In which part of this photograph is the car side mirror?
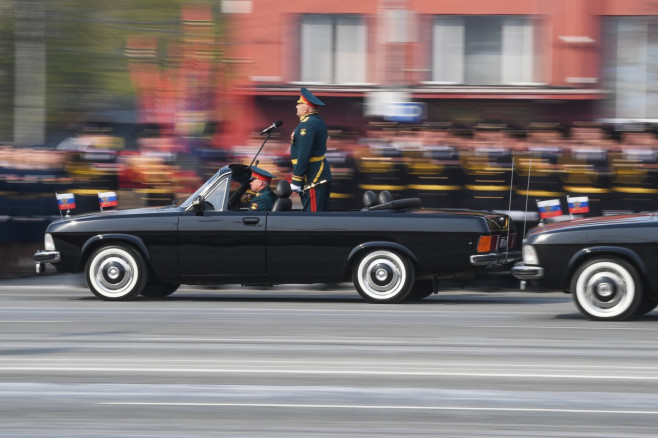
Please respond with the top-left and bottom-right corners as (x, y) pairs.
(192, 195), (205, 214)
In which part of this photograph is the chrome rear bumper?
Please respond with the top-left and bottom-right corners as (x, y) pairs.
(470, 250), (521, 267)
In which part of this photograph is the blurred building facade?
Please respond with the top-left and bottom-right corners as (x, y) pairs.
(222, 0), (658, 141)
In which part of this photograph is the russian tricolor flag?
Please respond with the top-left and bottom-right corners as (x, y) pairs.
(56, 193), (76, 210)
(567, 196), (589, 214)
(537, 199), (562, 219)
(98, 191), (118, 208)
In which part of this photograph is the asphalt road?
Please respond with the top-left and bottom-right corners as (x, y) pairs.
(2, 274), (658, 437)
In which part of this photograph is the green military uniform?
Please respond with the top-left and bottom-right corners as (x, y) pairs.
(291, 88), (332, 212)
(250, 186), (276, 211)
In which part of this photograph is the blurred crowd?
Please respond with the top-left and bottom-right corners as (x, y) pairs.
(2, 120), (658, 219)
(311, 120), (658, 215)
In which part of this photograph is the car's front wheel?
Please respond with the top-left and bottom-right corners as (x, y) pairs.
(85, 244), (148, 301)
(571, 257), (642, 321)
(353, 250), (414, 303)
(635, 294), (658, 316)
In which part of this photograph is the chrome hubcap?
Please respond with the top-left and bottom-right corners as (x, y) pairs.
(585, 272), (623, 309)
(372, 263), (394, 285)
(596, 281), (614, 298)
(575, 261), (635, 318)
(89, 248), (139, 298)
(107, 266), (121, 280)
(358, 251), (406, 299)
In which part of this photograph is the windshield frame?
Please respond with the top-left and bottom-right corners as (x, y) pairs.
(180, 167), (227, 210)
(180, 164), (253, 211)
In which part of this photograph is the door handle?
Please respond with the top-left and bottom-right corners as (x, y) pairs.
(242, 217), (259, 225)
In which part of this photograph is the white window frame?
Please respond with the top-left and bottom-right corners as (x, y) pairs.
(299, 14), (368, 85)
(605, 17), (658, 120)
(428, 15), (541, 86)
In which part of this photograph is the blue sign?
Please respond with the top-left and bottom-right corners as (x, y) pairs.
(384, 102), (426, 123)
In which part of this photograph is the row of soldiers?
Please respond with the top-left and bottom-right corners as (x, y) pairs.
(4, 118), (658, 216)
(273, 121), (658, 215)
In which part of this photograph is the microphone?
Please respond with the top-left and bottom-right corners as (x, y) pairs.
(259, 120), (283, 135)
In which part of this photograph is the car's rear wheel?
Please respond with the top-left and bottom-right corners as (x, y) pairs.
(571, 257), (642, 321)
(405, 279), (434, 301)
(353, 250), (414, 303)
(85, 244), (148, 301)
(141, 282), (180, 298)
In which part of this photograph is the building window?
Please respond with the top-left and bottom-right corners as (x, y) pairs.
(300, 15), (367, 84)
(431, 16), (536, 85)
(603, 17), (658, 120)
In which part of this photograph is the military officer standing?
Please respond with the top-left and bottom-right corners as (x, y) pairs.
(248, 166), (277, 211)
(290, 87), (332, 212)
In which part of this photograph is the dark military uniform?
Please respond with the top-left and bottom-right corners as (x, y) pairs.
(291, 88), (332, 212)
(250, 186), (276, 211)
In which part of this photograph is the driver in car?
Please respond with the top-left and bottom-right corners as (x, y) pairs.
(248, 166), (277, 211)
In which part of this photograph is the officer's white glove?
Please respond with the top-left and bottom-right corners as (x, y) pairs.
(290, 183), (302, 193)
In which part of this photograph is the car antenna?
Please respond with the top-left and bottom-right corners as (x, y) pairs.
(505, 156), (514, 261)
(522, 159), (532, 238)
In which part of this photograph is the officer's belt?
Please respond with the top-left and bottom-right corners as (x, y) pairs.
(291, 155), (325, 165)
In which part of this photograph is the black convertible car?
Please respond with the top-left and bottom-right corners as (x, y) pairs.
(35, 164), (520, 302)
(512, 214), (658, 320)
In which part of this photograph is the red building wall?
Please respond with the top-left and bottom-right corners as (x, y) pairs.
(220, 0), (658, 144)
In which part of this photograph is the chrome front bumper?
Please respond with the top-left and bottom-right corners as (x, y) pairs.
(470, 250), (521, 267)
(34, 250), (61, 274)
(511, 262), (545, 280)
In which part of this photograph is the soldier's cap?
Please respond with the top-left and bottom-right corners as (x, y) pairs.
(250, 166), (274, 184)
(297, 87), (325, 107)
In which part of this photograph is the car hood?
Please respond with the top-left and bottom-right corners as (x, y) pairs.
(50, 205), (180, 225)
(527, 213), (658, 237)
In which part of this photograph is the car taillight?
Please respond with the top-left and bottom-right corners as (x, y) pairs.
(477, 233), (518, 253)
(476, 235), (499, 253)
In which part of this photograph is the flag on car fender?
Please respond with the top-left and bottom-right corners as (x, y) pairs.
(537, 199), (562, 218)
(56, 193), (76, 210)
(98, 191), (118, 208)
(567, 196), (589, 214)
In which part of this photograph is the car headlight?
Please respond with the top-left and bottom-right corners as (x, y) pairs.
(522, 244), (539, 265)
(44, 233), (55, 251)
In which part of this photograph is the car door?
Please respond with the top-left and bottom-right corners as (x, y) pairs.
(265, 211), (362, 282)
(177, 175), (267, 280)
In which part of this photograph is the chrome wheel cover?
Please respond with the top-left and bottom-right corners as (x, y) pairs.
(575, 261), (635, 319)
(88, 247), (140, 298)
(357, 251), (407, 300)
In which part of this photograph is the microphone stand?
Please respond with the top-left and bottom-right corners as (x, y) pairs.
(249, 132), (271, 167)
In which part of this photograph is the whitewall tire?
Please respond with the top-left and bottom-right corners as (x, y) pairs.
(571, 257), (642, 321)
(85, 245), (148, 301)
(353, 250), (414, 303)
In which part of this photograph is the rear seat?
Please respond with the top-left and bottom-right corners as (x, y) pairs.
(362, 190), (422, 212)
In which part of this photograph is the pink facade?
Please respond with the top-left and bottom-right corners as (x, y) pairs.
(220, 0), (658, 144)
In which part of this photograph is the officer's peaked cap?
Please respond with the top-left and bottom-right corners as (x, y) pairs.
(297, 87), (325, 106)
(250, 166), (274, 183)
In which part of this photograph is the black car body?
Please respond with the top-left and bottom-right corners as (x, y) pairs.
(35, 164), (520, 302)
(512, 214), (658, 320)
